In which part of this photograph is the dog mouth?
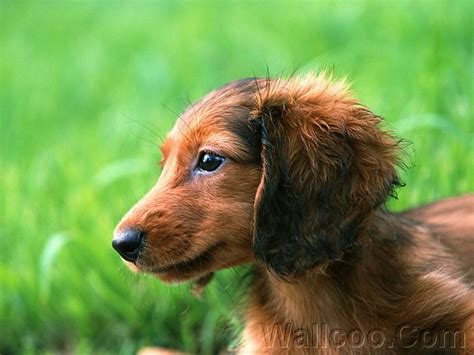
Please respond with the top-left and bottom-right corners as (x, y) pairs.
(144, 242), (223, 278)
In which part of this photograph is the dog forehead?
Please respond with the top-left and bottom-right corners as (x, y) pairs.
(161, 80), (264, 162)
(170, 79), (262, 141)
(180, 78), (261, 127)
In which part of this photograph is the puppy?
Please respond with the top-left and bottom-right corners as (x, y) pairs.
(113, 74), (473, 354)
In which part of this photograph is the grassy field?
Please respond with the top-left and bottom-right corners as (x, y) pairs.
(1, 1), (472, 353)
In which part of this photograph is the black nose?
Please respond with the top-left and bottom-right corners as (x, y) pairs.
(112, 228), (144, 262)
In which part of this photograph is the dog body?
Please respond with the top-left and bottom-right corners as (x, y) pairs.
(113, 75), (473, 354)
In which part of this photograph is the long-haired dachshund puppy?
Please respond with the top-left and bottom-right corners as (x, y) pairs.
(113, 74), (473, 354)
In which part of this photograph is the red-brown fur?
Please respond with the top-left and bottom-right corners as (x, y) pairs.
(114, 74), (473, 354)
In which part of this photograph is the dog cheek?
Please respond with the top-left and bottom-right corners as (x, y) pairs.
(211, 202), (255, 250)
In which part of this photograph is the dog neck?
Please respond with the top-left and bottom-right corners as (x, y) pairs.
(242, 263), (364, 353)
(247, 212), (405, 325)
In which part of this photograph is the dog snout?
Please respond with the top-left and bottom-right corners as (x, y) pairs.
(112, 228), (145, 262)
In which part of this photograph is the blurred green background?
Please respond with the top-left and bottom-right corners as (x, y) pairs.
(1, 0), (472, 353)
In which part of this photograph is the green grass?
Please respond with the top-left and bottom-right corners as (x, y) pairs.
(1, 1), (472, 353)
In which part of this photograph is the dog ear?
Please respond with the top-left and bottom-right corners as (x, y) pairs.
(251, 76), (403, 277)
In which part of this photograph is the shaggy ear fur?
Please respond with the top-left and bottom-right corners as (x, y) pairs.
(251, 75), (403, 277)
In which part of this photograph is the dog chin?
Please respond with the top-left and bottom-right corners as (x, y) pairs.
(122, 260), (140, 272)
(152, 269), (211, 285)
(153, 270), (192, 283)
(121, 260), (190, 283)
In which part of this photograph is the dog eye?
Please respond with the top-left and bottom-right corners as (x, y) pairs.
(198, 152), (225, 172)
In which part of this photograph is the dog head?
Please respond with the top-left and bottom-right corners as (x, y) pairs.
(113, 74), (402, 282)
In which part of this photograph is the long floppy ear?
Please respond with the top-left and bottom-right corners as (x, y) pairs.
(251, 75), (403, 277)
